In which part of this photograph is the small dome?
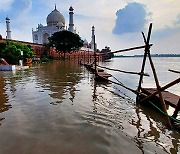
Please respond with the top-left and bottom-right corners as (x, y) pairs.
(6, 17), (10, 20)
(83, 39), (88, 44)
(47, 7), (65, 26)
(69, 6), (74, 11)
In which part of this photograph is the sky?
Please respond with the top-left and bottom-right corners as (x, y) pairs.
(0, 0), (180, 55)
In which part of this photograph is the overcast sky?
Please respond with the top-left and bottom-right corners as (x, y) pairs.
(0, 0), (180, 55)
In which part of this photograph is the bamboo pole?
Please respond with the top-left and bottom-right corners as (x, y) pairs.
(97, 65), (149, 76)
(84, 50), (85, 63)
(147, 52), (172, 128)
(168, 69), (180, 74)
(88, 49), (89, 64)
(93, 34), (97, 77)
(172, 99), (180, 118)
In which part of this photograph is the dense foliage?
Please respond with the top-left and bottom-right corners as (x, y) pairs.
(48, 30), (84, 58)
(0, 41), (33, 64)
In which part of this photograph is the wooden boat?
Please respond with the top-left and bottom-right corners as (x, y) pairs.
(95, 72), (112, 81)
(141, 88), (180, 119)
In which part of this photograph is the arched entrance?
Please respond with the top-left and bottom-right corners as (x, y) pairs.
(34, 34), (38, 43)
(43, 33), (50, 44)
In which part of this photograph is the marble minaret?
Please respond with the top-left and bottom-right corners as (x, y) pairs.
(6, 17), (11, 39)
(91, 26), (95, 50)
(68, 6), (74, 33)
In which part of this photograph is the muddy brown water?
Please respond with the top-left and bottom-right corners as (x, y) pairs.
(0, 58), (179, 154)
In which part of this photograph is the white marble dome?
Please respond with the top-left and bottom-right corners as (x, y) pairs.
(46, 7), (65, 26)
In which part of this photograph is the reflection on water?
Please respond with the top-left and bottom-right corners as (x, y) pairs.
(33, 61), (82, 103)
(0, 59), (179, 154)
(0, 73), (11, 125)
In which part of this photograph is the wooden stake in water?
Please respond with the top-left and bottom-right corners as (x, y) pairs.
(94, 34), (97, 77)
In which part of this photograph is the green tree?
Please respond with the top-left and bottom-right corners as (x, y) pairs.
(41, 43), (53, 62)
(48, 30), (84, 58)
(43, 43), (50, 57)
(0, 41), (33, 65)
(0, 42), (6, 58)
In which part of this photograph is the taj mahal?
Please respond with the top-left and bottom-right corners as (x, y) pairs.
(1, 5), (96, 51)
(32, 5), (75, 44)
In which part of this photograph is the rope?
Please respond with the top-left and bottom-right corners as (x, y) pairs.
(95, 73), (147, 98)
(113, 86), (135, 103)
(112, 75), (148, 97)
(148, 101), (180, 124)
(111, 76), (137, 94)
(112, 75), (123, 84)
(97, 65), (149, 76)
(100, 74), (139, 95)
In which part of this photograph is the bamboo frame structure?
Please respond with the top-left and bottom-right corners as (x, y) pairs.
(82, 23), (179, 129)
(137, 23), (172, 128)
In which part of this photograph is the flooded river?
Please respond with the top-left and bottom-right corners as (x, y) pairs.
(0, 58), (179, 154)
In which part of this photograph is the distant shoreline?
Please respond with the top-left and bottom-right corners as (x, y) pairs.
(114, 54), (180, 58)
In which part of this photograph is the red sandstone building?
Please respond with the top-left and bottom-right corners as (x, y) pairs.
(0, 38), (44, 58)
(0, 37), (100, 62)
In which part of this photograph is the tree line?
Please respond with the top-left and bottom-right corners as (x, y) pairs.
(0, 30), (84, 64)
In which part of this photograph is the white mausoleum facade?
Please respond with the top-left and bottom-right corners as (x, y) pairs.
(32, 5), (74, 44)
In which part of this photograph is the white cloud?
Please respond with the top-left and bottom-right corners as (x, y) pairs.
(137, 0), (180, 30)
(10, 0), (32, 16)
(113, 2), (149, 35)
(0, 0), (14, 11)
